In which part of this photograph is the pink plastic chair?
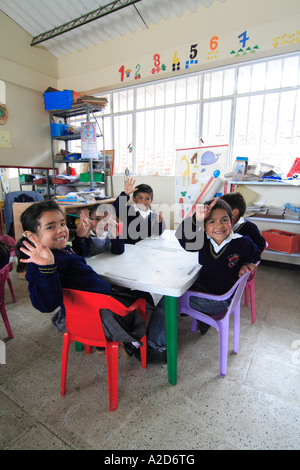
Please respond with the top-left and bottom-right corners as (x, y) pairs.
(0, 235), (16, 256)
(61, 289), (147, 411)
(178, 271), (250, 377)
(0, 264), (14, 339)
(0, 235), (17, 303)
(244, 242), (268, 324)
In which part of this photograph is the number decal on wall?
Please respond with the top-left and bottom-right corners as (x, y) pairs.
(207, 36), (219, 60)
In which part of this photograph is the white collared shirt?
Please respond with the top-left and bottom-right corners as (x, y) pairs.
(133, 204), (153, 219)
(233, 216), (245, 231)
(206, 230), (242, 253)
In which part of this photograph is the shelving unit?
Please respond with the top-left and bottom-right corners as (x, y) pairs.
(225, 180), (300, 265)
(50, 103), (106, 195)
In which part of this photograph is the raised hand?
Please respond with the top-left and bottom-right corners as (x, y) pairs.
(124, 177), (136, 195)
(19, 234), (55, 266)
(195, 197), (218, 222)
(77, 209), (91, 238)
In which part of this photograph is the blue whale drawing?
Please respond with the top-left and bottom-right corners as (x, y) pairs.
(201, 151), (220, 165)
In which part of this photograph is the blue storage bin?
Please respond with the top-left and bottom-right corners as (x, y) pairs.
(51, 123), (70, 136)
(44, 90), (73, 110)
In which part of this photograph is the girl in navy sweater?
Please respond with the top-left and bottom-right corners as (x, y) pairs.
(176, 198), (261, 320)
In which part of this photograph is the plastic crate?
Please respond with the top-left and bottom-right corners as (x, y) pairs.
(50, 123), (67, 136)
(19, 174), (35, 183)
(80, 172), (104, 182)
(262, 229), (300, 253)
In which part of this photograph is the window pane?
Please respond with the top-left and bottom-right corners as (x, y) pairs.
(202, 100), (232, 146)
(165, 80), (176, 104)
(92, 52), (300, 176)
(146, 85), (155, 108)
(282, 56), (299, 87)
(113, 114), (132, 173)
(175, 78), (187, 103)
(237, 64), (251, 94)
(266, 59), (282, 89)
(136, 86), (145, 109)
(251, 62), (266, 92)
(155, 82), (165, 106)
(186, 75), (200, 101)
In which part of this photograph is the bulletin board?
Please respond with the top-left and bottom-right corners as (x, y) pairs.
(175, 145), (228, 223)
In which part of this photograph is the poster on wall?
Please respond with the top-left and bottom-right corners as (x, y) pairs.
(81, 122), (98, 159)
(174, 145), (228, 224)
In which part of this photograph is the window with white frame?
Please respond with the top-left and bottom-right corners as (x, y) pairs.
(70, 52), (300, 176)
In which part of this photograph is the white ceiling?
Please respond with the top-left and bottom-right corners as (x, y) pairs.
(0, 0), (224, 57)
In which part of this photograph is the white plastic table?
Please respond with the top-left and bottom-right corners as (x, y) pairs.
(87, 230), (200, 385)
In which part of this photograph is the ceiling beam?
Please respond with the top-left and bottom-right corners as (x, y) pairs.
(30, 0), (142, 46)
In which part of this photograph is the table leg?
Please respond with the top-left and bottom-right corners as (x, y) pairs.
(164, 295), (178, 386)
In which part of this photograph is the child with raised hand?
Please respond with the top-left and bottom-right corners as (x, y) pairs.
(72, 204), (124, 257)
(17, 200), (145, 343)
(220, 192), (266, 253)
(176, 198), (260, 325)
(113, 178), (165, 244)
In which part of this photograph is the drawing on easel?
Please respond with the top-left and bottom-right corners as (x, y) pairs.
(175, 145), (228, 225)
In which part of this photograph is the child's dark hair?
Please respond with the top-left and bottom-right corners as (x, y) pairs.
(220, 192), (246, 218)
(20, 200), (63, 233)
(204, 198), (233, 223)
(88, 203), (100, 216)
(15, 237), (35, 273)
(133, 184), (153, 200)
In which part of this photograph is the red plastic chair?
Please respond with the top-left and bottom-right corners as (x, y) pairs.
(244, 242), (268, 324)
(61, 289), (147, 411)
(0, 264), (14, 339)
(178, 272), (250, 377)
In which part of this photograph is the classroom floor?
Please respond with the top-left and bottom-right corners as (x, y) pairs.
(1, 262), (299, 450)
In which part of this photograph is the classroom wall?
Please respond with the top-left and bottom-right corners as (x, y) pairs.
(0, 11), (57, 168)
(1, 0), (300, 213)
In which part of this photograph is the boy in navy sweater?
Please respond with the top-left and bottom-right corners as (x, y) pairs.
(16, 201), (145, 345)
(113, 178), (166, 244)
(17, 200), (166, 362)
(176, 198), (261, 320)
(220, 192), (266, 253)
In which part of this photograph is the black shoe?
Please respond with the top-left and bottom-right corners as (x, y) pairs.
(197, 321), (211, 336)
(120, 342), (137, 359)
(134, 346), (167, 364)
(95, 347), (106, 355)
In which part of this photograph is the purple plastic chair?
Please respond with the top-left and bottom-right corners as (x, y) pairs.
(0, 264), (14, 339)
(178, 271), (250, 377)
(244, 242), (268, 324)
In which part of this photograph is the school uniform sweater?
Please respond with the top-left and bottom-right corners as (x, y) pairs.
(72, 233), (124, 258)
(25, 240), (112, 314)
(233, 218), (266, 253)
(113, 192), (166, 244)
(176, 215), (261, 295)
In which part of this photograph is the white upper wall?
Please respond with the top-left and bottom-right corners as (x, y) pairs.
(56, 0), (300, 93)
(0, 11), (57, 92)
